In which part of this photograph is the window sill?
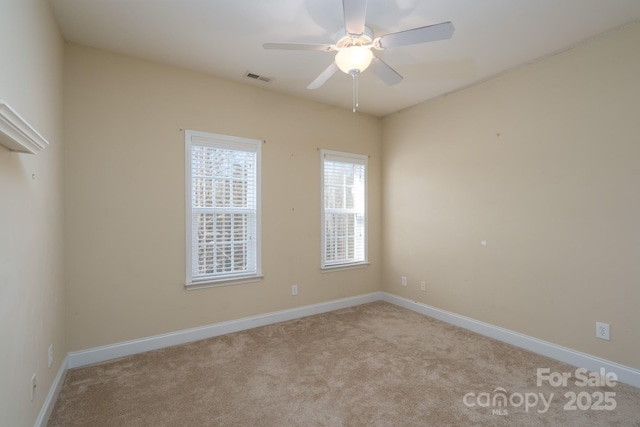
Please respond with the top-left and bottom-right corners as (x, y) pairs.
(320, 262), (370, 273)
(185, 275), (264, 290)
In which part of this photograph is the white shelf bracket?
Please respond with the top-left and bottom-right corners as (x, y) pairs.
(0, 101), (49, 154)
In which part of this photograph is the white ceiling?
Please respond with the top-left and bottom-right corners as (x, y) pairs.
(49, 0), (640, 117)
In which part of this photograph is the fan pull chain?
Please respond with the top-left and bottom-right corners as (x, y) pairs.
(351, 71), (359, 113)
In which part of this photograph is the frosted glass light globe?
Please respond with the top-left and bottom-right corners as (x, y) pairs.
(335, 46), (374, 74)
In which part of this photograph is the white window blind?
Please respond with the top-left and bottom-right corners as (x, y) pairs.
(321, 150), (367, 269)
(185, 130), (261, 288)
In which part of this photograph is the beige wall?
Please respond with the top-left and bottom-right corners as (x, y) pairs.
(0, 0), (65, 425)
(382, 24), (640, 369)
(64, 44), (382, 351)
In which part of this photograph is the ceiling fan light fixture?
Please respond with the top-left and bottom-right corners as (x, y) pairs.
(263, 1), (455, 112)
(335, 46), (374, 74)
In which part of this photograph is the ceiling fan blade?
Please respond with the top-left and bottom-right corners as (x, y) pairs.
(373, 57), (403, 86)
(343, 0), (367, 36)
(263, 42), (335, 52)
(374, 22), (454, 50)
(307, 62), (339, 90)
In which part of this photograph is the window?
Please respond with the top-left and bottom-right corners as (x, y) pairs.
(321, 149), (368, 269)
(185, 130), (261, 289)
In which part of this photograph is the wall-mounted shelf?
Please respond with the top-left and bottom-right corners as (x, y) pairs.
(0, 101), (49, 154)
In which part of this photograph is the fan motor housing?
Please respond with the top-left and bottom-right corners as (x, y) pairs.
(335, 26), (374, 48)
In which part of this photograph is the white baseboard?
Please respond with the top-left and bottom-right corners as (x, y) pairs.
(63, 290), (639, 390)
(68, 292), (381, 369)
(380, 292), (640, 389)
(34, 355), (68, 427)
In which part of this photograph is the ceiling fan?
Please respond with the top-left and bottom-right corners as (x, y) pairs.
(263, 0), (454, 112)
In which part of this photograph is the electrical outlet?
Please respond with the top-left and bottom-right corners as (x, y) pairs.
(291, 284), (298, 296)
(401, 276), (407, 287)
(48, 344), (53, 368)
(31, 374), (37, 401)
(596, 322), (610, 340)
(420, 281), (426, 292)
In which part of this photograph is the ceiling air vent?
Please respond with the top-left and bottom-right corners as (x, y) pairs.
(244, 72), (272, 83)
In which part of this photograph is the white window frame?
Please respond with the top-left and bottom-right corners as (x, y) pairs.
(185, 129), (262, 290)
(320, 149), (369, 271)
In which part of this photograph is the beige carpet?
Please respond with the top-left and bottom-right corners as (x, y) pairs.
(49, 302), (640, 426)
